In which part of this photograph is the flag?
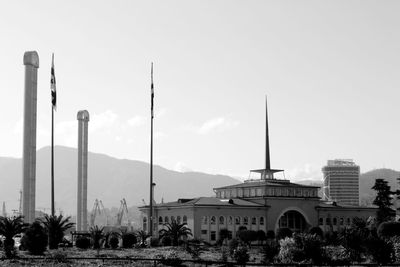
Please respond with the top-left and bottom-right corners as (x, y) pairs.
(151, 63), (154, 118)
(51, 53), (57, 110)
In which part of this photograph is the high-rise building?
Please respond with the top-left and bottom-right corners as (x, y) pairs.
(322, 159), (360, 206)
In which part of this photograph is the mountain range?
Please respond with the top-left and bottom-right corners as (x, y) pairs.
(1, 146), (398, 218)
(0, 146), (240, 216)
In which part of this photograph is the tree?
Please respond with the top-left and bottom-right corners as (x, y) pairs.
(136, 230), (150, 246)
(90, 225), (105, 250)
(219, 228), (229, 245)
(372, 179), (395, 223)
(23, 221), (48, 255)
(41, 214), (74, 249)
(0, 215), (27, 258)
(158, 221), (192, 246)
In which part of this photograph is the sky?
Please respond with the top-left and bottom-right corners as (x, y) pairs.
(0, 0), (400, 182)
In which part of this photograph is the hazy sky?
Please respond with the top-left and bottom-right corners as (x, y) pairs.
(1, 0), (399, 182)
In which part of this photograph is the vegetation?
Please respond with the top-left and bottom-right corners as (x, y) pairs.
(0, 215), (27, 258)
(378, 221), (400, 238)
(276, 227), (292, 240)
(23, 221), (48, 255)
(121, 231), (137, 248)
(136, 230), (150, 247)
(41, 214), (74, 249)
(372, 178), (395, 223)
(75, 236), (91, 249)
(89, 226), (105, 250)
(158, 221), (192, 246)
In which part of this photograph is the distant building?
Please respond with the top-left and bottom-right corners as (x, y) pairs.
(322, 159), (360, 206)
(139, 101), (375, 243)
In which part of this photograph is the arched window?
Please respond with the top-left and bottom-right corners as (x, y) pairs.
(228, 216), (233, 225)
(235, 216), (241, 225)
(347, 218), (351, 225)
(202, 216), (208, 225)
(340, 218), (344, 225)
(177, 216), (181, 224)
(251, 217), (256, 225)
(259, 217), (264, 225)
(183, 216), (187, 223)
(319, 218), (323, 225)
(326, 217), (331, 225)
(219, 216), (225, 225)
(158, 216), (163, 224)
(143, 217), (147, 231)
(171, 216), (175, 223)
(211, 216), (216, 225)
(243, 217), (249, 225)
(165, 216), (169, 223)
(333, 218), (337, 225)
(278, 210), (306, 232)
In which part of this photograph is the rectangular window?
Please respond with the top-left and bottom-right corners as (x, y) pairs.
(244, 188), (250, 197)
(210, 231), (216, 241)
(228, 231), (233, 240)
(250, 189), (256, 197)
(226, 190), (231, 198)
(232, 189), (237, 198)
(201, 230), (207, 235)
(238, 189), (243, 197)
(256, 188), (262, 196)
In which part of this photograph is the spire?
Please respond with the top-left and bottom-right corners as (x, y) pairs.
(265, 95), (271, 170)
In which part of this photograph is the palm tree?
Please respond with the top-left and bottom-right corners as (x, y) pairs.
(159, 221), (192, 246)
(41, 214), (74, 249)
(136, 230), (149, 247)
(90, 225), (105, 250)
(0, 215), (27, 258)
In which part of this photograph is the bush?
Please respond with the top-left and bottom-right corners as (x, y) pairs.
(237, 230), (258, 245)
(228, 238), (239, 256)
(233, 245), (249, 265)
(150, 237), (159, 247)
(121, 232), (137, 248)
(262, 239), (279, 264)
(323, 245), (350, 265)
(158, 251), (183, 266)
(160, 235), (172, 246)
(338, 227), (365, 262)
(23, 221), (48, 255)
(76, 236), (91, 249)
(256, 230), (266, 243)
(276, 228), (292, 240)
(309, 226), (323, 238)
(365, 235), (394, 264)
(294, 233), (323, 264)
(50, 250), (70, 263)
(109, 236), (119, 249)
(378, 221), (400, 239)
(391, 236), (400, 263)
(266, 230), (275, 240)
(277, 237), (303, 263)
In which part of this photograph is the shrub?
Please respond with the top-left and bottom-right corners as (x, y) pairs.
(256, 230), (266, 243)
(109, 236), (119, 249)
(233, 245), (249, 265)
(160, 235), (172, 246)
(324, 230), (339, 246)
(158, 251), (183, 266)
(50, 250), (70, 263)
(391, 236), (400, 263)
(90, 226), (105, 249)
(228, 238), (239, 256)
(150, 237), (159, 247)
(121, 232), (137, 248)
(309, 226), (323, 238)
(219, 228), (229, 244)
(365, 235), (394, 264)
(266, 230), (275, 240)
(185, 242), (204, 260)
(377, 221), (400, 239)
(221, 246), (229, 262)
(276, 228), (292, 240)
(262, 239), (279, 264)
(323, 245), (350, 265)
(23, 221), (48, 255)
(277, 237), (303, 263)
(294, 233), (323, 264)
(338, 227), (365, 262)
(237, 230), (258, 245)
(76, 236), (91, 249)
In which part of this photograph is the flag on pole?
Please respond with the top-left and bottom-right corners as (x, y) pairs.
(151, 63), (154, 118)
(51, 53), (57, 110)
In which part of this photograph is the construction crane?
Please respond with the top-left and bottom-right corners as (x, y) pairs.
(99, 200), (109, 226)
(90, 199), (102, 227)
(116, 198), (128, 226)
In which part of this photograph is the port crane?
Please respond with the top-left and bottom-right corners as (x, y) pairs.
(116, 198), (128, 226)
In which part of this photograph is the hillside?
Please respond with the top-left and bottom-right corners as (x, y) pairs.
(0, 146), (240, 217)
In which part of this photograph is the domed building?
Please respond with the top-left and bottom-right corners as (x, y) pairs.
(139, 99), (376, 243)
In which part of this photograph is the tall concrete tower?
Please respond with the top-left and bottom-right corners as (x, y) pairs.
(77, 110), (89, 231)
(22, 51), (39, 223)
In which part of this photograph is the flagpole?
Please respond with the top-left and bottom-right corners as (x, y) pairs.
(51, 104), (55, 216)
(50, 53), (56, 217)
(149, 63), (154, 237)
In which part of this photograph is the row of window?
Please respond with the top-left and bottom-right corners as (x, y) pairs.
(202, 215), (264, 226)
(201, 230), (233, 241)
(217, 187), (318, 199)
(319, 217), (353, 226)
(156, 215), (187, 225)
